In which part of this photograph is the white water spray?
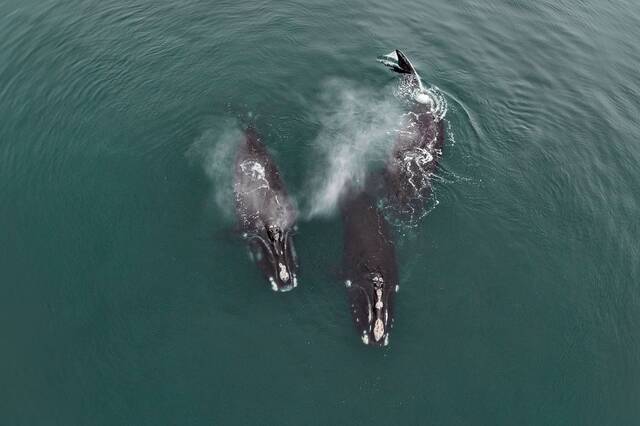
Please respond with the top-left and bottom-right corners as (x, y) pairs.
(305, 79), (403, 218)
(186, 123), (242, 219)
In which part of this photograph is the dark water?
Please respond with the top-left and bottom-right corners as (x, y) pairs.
(1, 0), (639, 424)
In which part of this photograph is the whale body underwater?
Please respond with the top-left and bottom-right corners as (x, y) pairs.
(230, 50), (445, 346)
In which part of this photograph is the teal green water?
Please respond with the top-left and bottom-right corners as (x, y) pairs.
(2, 0), (639, 424)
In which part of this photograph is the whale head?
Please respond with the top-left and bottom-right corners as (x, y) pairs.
(247, 225), (298, 292)
(347, 271), (395, 347)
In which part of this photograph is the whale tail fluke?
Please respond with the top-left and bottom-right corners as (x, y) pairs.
(377, 49), (416, 75)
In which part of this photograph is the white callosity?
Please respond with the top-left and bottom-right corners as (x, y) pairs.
(372, 274), (386, 342)
(375, 289), (384, 310)
(278, 262), (290, 282)
(374, 319), (385, 342)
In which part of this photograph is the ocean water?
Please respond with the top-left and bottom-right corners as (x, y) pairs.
(1, 0), (639, 424)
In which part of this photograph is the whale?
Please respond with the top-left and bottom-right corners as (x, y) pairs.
(378, 49), (446, 220)
(341, 189), (397, 346)
(234, 126), (299, 292)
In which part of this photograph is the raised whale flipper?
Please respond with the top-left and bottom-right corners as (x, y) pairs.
(377, 49), (416, 75)
(377, 49), (426, 94)
(395, 50), (417, 74)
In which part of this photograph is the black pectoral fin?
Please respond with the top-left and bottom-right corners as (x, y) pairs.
(377, 49), (415, 75)
(395, 49), (415, 74)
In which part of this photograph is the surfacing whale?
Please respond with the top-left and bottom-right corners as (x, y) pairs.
(234, 126), (298, 292)
(341, 189), (397, 346)
(378, 49), (446, 221)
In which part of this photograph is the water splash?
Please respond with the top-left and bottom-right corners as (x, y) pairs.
(394, 83), (448, 122)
